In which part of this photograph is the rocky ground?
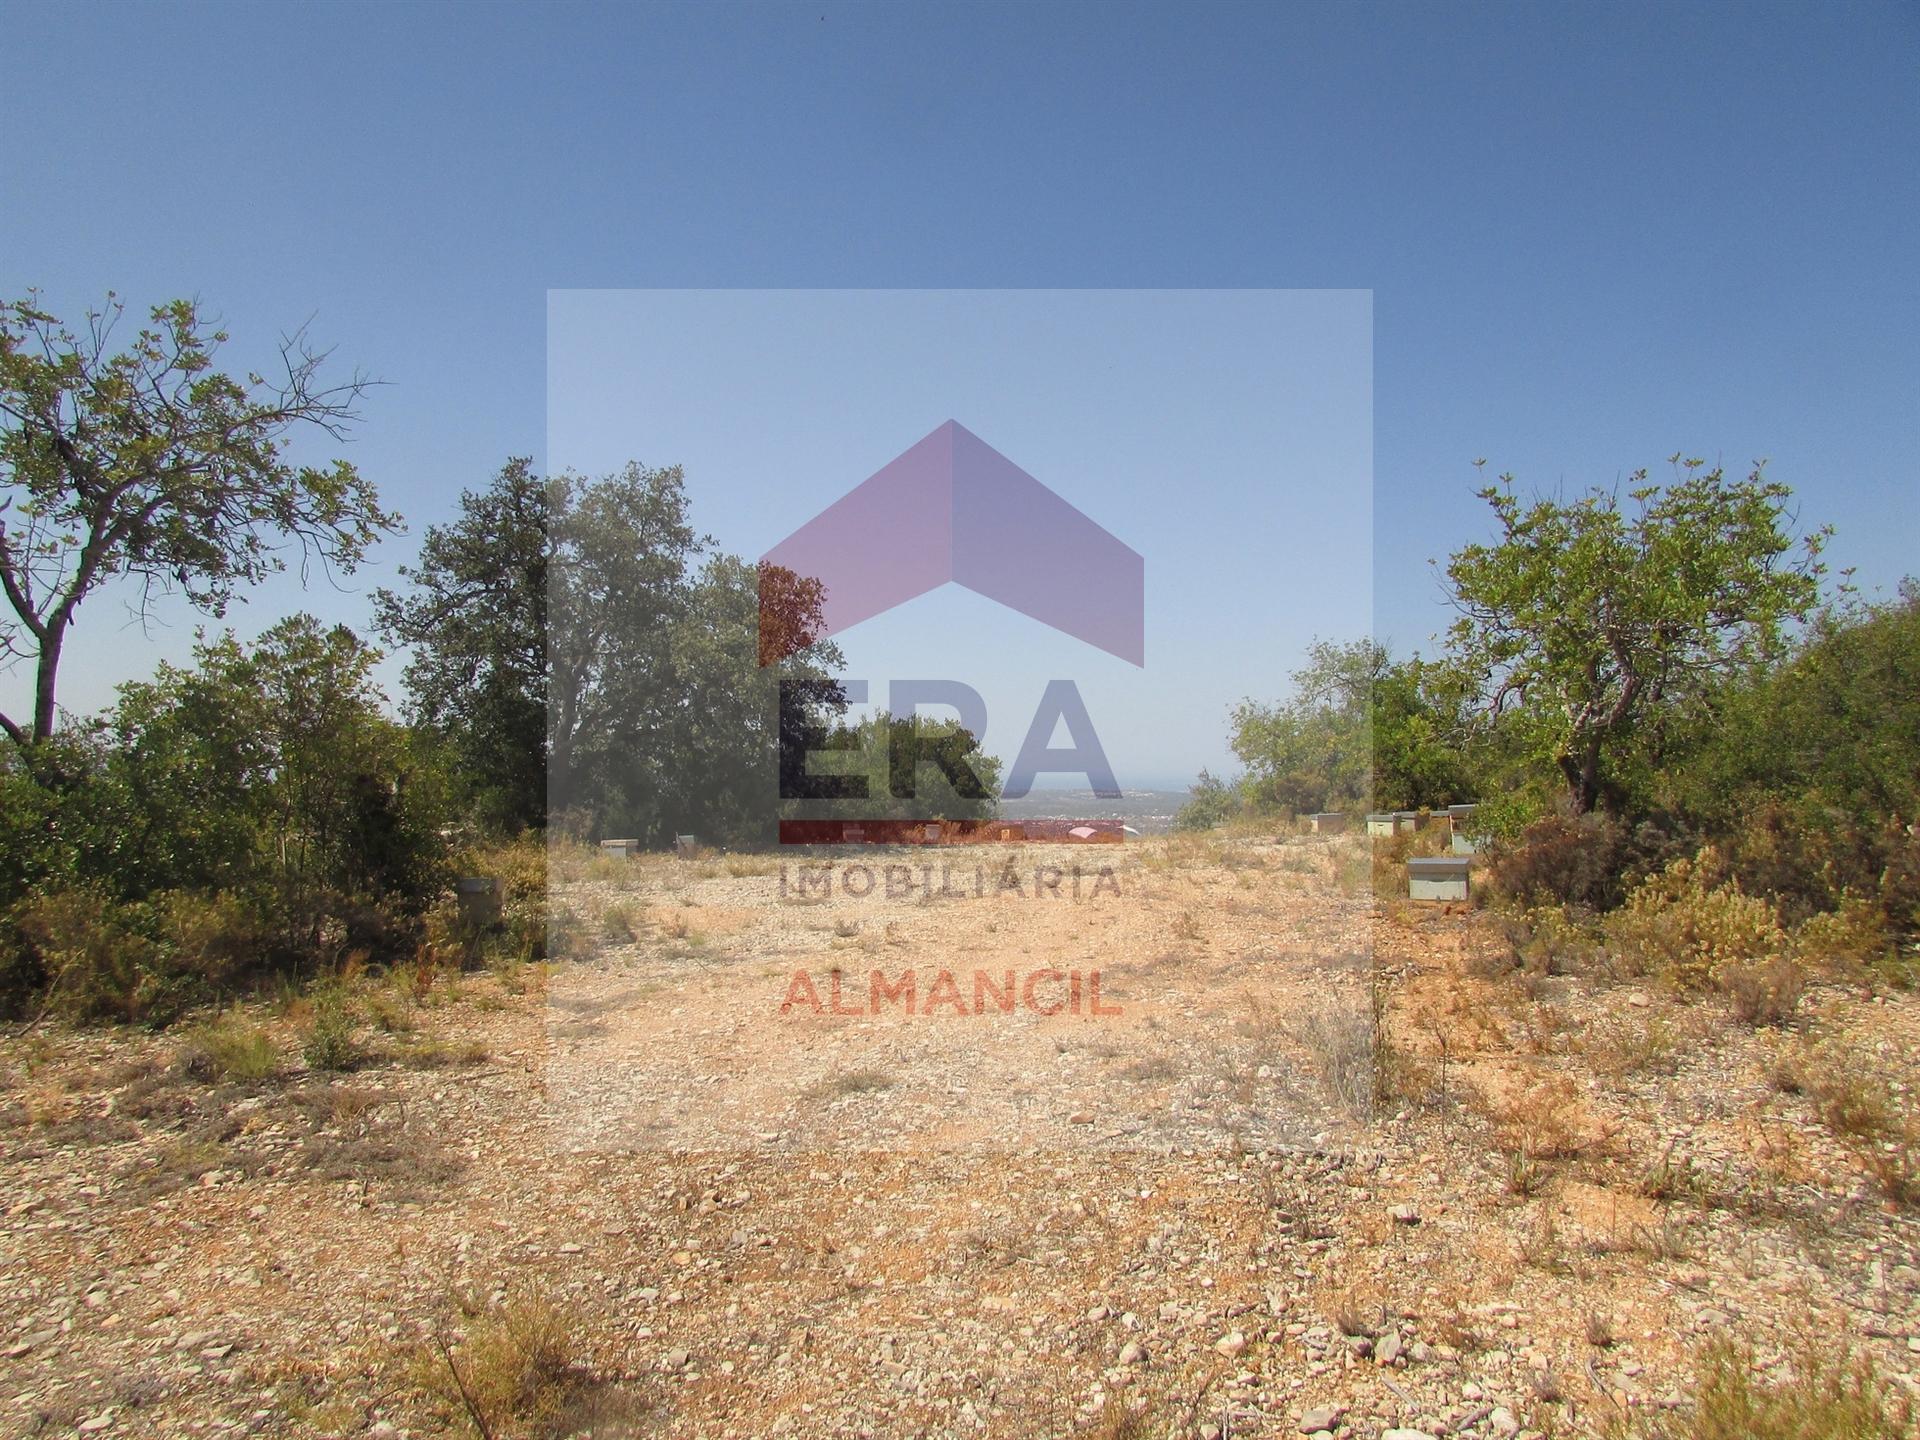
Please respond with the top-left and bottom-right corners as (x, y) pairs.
(2, 834), (1916, 1439)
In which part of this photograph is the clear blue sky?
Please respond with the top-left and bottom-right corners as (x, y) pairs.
(2, 2), (1915, 783)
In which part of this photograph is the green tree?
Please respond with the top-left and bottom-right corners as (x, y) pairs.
(790, 709), (1001, 828)
(1370, 654), (1472, 811)
(1174, 769), (1239, 831)
(1230, 638), (1380, 814)
(374, 458), (547, 833)
(650, 555), (848, 846)
(546, 463), (701, 822)
(1443, 457), (1825, 815)
(0, 294), (396, 745)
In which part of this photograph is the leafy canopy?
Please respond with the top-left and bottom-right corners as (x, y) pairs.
(0, 293), (396, 743)
(1443, 456), (1825, 814)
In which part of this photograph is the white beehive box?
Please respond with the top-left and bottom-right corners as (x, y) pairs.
(1408, 855), (1471, 902)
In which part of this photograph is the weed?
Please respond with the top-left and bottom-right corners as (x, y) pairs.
(1505, 1147), (1548, 1197)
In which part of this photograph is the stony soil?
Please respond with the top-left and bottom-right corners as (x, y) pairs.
(2, 835), (1916, 1439)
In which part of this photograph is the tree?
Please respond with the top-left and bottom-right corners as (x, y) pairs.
(1229, 638), (1381, 814)
(374, 458), (547, 832)
(1370, 654), (1472, 811)
(1174, 769), (1238, 831)
(650, 555), (849, 846)
(545, 463), (701, 821)
(1443, 457), (1825, 815)
(0, 293), (395, 745)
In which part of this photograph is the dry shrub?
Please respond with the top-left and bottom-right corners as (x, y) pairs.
(416, 1293), (595, 1439)
(598, 901), (642, 945)
(1489, 1074), (1587, 1160)
(1604, 850), (1784, 989)
(1777, 1040), (1919, 1208)
(1586, 1011), (1684, 1079)
(1483, 812), (1639, 910)
(1794, 895), (1899, 978)
(1289, 973), (1421, 1121)
(1722, 955), (1804, 1026)
(5, 890), (172, 1023)
(1499, 904), (1606, 978)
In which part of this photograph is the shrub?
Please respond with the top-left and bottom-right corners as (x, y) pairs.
(1604, 851), (1784, 989)
(302, 989), (359, 1071)
(152, 889), (266, 992)
(1174, 769), (1240, 832)
(3, 889), (177, 1024)
(1722, 955), (1805, 1026)
(1795, 894), (1902, 980)
(1484, 812), (1636, 910)
(416, 1293), (589, 1438)
(1499, 904), (1606, 977)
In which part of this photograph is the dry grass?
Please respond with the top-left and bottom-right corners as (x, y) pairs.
(1608, 1335), (1915, 1439)
(1776, 1039), (1920, 1206)
(805, 1067), (894, 1100)
(180, 1012), (280, 1083)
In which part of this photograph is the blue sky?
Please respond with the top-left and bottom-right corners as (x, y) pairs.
(2, 2), (1915, 784)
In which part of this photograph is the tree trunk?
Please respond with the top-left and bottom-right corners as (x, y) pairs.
(32, 622), (65, 742)
(1559, 739), (1603, 816)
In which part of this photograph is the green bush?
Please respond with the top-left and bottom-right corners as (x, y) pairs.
(302, 989), (360, 1071)
(0, 618), (456, 1021)
(1174, 770), (1240, 831)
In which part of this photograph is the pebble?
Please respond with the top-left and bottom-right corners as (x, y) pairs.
(1297, 1406), (1343, 1433)
(660, 1347), (691, 1372)
(1375, 1330), (1404, 1365)
(1117, 1340), (1146, 1365)
(1214, 1330), (1248, 1358)
(1381, 1431), (1438, 1440)
(1389, 1203), (1421, 1225)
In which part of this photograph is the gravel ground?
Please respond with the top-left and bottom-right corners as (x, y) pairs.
(2, 835), (1915, 1438)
